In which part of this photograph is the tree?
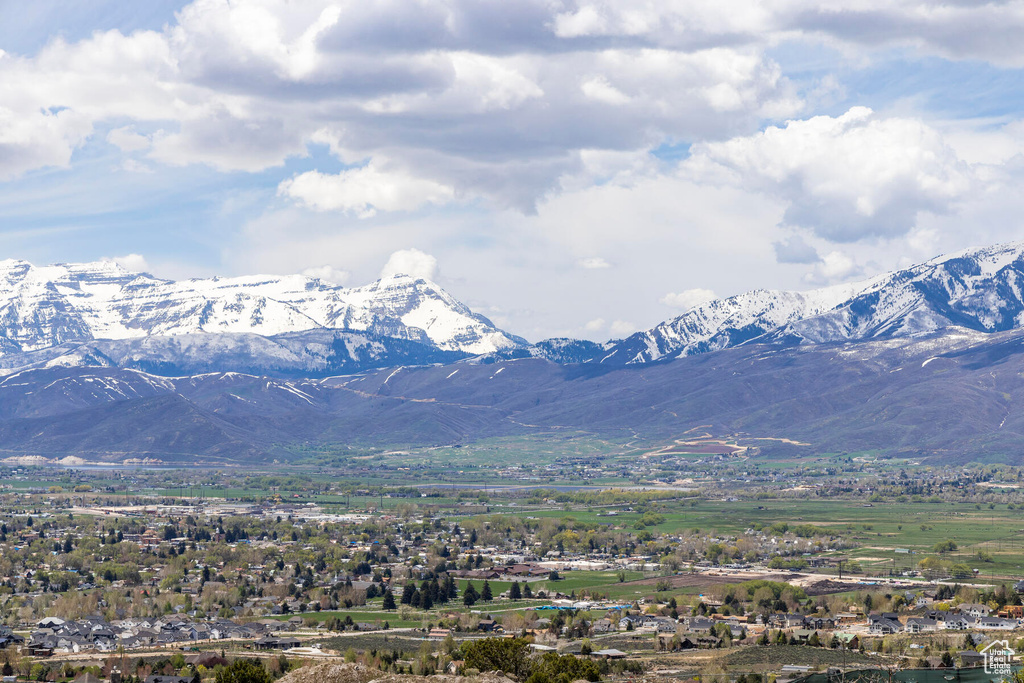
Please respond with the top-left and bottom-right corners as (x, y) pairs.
(463, 637), (532, 679)
(481, 581), (493, 602)
(382, 589), (396, 611)
(214, 660), (271, 683)
(522, 582), (533, 599)
(509, 581), (522, 601)
(464, 582), (479, 607)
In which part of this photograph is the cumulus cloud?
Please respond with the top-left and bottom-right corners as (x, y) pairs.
(0, 106), (92, 180)
(301, 265), (350, 285)
(774, 235), (820, 264)
(0, 0), (801, 209)
(106, 126), (151, 152)
(805, 250), (862, 285)
(660, 288), (717, 310)
(584, 317), (607, 332)
(380, 248), (438, 281)
(609, 320), (637, 337)
(107, 253), (150, 272)
(685, 107), (974, 242)
(550, 1), (1024, 67)
(278, 163), (455, 216)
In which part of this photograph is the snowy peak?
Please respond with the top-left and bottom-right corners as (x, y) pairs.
(0, 261), (524, 360)
(603, 241), (1024, 365)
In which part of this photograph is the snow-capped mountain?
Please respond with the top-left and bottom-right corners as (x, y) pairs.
(0, 259), (525, 373)
(602, 241), (1024, 364)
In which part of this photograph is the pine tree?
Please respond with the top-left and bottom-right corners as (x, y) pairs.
(509, 582), (521, 601)
(482, 581), (493, 602)
(401, 584), (414, 605)
(382, 589), (396, 611)
(522, 582), (533, 599)
(463, 582), (479, 606)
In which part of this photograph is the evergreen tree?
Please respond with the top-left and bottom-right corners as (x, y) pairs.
(464, 582), (479, 606)
(401, 584), (415, 605)
(522, 582), (533, 599)
(382, 589), (396, 611)
(482, 581), (493, 602)
(509, 582), (521, 601)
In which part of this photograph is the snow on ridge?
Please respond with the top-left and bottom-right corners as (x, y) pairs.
(613, 240), (1024, 364)
(0, 261), (520, 358)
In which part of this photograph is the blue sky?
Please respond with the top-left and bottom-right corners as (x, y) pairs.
(1, 1), (1024, 341)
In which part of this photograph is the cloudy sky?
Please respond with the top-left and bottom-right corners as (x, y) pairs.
(1, 1), (1024, 341)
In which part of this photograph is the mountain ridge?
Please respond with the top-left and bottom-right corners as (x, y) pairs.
(0, 259), (525, 375)
(599, 240), (1024, 365)
(7, 240), (1024, 376)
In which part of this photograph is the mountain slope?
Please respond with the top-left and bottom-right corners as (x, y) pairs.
(0, 260), (525, 375)
(602, 241), (1024, 364)
(3, 327), (1024, 464)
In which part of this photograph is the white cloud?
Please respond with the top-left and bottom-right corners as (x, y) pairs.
(578, 257), (611, 269)
(584, 317), (607, 332)
(380, 248), (438, 281)
(805, 250), (861, 285)
(660, 288), (717, 310)
(773, 234), (820, 264)
(609, 320), (637, 337)
(581, 76), (630, 105)
(685, 107), (974, 242)
(301, 265), (350, 285)
(0, 0), (799, 207)
(279, 163), (455, 216)
(0, 106), (92, 180)
(106, 126), (151, 152)
(107, 253), (150, 272)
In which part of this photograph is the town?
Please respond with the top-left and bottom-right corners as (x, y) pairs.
(1, 459), (1024, 682)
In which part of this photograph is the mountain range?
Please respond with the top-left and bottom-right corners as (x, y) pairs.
(5, 242), (1024, 463)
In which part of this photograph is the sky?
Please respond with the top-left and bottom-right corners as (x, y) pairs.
(1, 1), (1024, 342)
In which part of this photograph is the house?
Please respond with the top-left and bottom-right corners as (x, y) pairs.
(868, 615), (902, 634)
(791, 629), (816, 643)
(782, 614), (807, 629)
(905, 617), (938, 634)
(592, 619), (613, 634)
(959, 603), (991, 618)
(145, 676), (196, 683)
(834, 633), (859, 650)
(959, 651), (986, 668)
(653, 618), (677, 633)
(938, 614), (972, 630)
(684, 617), (715, 633)
(805, 617), (835, 630)
(998, 605), (1023, 619)
(977, 616), (1017, 630)
(591, 649), (627, 659)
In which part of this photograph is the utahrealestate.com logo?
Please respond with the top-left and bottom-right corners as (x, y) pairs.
(981, 639), (1015, 676)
